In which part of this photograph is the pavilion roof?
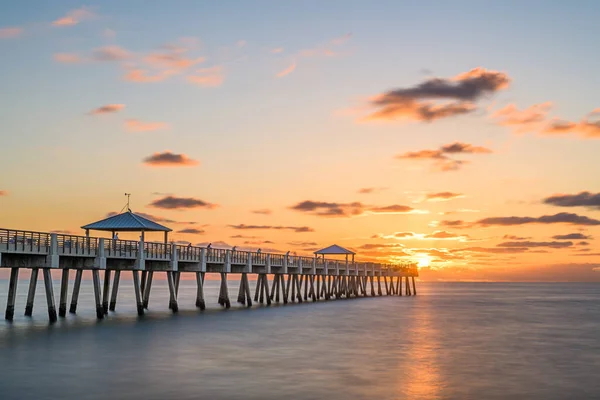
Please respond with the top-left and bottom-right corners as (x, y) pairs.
(81, 211), (172, 232)
(314, 244), (355, 255)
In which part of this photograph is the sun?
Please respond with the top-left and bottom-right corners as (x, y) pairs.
(417, 256), (431, 268)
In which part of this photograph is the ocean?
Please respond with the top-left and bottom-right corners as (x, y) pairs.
(0, 277), (599, 400)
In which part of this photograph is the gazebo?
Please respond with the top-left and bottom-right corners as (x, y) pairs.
(314, 244), (355, 263)
(81, 210), (172, 243)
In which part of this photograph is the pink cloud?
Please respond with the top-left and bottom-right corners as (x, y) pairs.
(124, 68), (175, 83)
(125, 119), (169, 132)
(88, 104), (125, 115)
(92, 45), (131, 61)
(0, 27), (23, 39)
(52, 7), (94, 27)
(53, 53), (84, 64)
(187, 66), (224, 87)
(276, 62), (296, 78)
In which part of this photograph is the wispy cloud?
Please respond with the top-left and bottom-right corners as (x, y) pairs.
(0, 27), (23, 39)
(0, 190), (8, 196)
(289, 200), (423, 217)
(497, 241), (573, 249)
(178, 228), (205, 234)
(543, 192), (600, 209)
(361, 67), (510, 122)
(187, 66), (224, 87)
(52, 7), (94, 27)
(53, 53), (85, 64)
(124, 68), (175, 83)
(357, 187), (388, 194)
(276, 62), (296, 78)
(143, 151), (199, 167)
(228, 224), (314, 233)
(251, 209), (272, 215)
(424, 192), (465, 202)
(396, 142), (492, 172)
(91, 45), (131, 61)
(552, 233), (591, 240)
(88, 104), (125, 115)
(477, 212), (600, 226)
(149, 196), (218, 210)
(124, 119), (169, 132)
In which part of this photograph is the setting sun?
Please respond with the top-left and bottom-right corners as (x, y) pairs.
(417, 256), (431, 268)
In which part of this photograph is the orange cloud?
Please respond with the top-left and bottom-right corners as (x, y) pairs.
(271, 47), (284, 54)
(0, 27), (23, 39)
(492, 102), (552, 133)
(124, 68), (175, 83)
(424, 192), (465, 202)
(0, 190), (8, 196)
(143, 151), (199, 167)
(52, 7), (94, 27)
(144, 51), (205, 70)
(276, 62), (296, 78)
(125, 119), (169, 132)
(88, 104), (125, 115)
(396, 142), (492, 172)
(187, 66), (224, 87)
(92, 45), (130, 61)
(53, 53), (84, 64)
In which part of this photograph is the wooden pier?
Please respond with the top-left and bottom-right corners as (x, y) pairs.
(0, 227), (418, 323)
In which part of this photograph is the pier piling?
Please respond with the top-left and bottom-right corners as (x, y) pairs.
(25, 268), (39, 316)
(69, 269), (83, 314)
(142, 271), (153, 309)
(412, 276), (417, 295)
(195, 272), (206, 309)
(132, 270), (144, 316)
(109, 270), (121, 311)
(59, 269), (69, 317)
(167, 271), (178, 312)
(92, 269), (104, 319)
(243, 273), (252, 307)
(43, 268), (58, 323)
(5, 267), (19, 321)
(102, 270), (111, 314)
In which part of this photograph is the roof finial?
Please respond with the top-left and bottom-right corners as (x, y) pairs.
(124, 193), (131, 212)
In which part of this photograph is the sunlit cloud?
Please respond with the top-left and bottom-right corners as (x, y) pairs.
(357, 187), (388, 194)
(52, 7), (95, 27)
(0, 27), (23, 39)
(271, 47), (284, 54)
(149, 196), (218, 210)
(502, 234), (531, 240)
(276, 62), (296, 78)
(287, 241), (318, 246)
(103, 28), (116, 39)
(53, 53), (85, 64)
(187, 66), (224, 87)
(236, 40), (247, 48)
(372, 230), (470, 242)
(477, 212), (600, 226)
(497, 241), (573, 249)
(144, 49), (205, 70)
(88, 104), (125, 115)
(0, 190), (8, 196)
(124, 68), (175, 83)
(124, 119), (169, 132)
(361, 67), (510, 122)
(228, 224), (314, 233)
(289, 200), (423, 217)
(251, 209), (272, 215)
(492, 102), (552, 133)
(396, 142), (492, 172)
(143, 151), (199, 167)
(92, 45), (131, 61)
(552, 233), (591, 240)
(424, 192), (464, 202)
(543, 191), (600, 209)
(178, 228), (205, 234)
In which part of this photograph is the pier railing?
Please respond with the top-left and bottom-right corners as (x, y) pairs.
(0, 227), (419, 275)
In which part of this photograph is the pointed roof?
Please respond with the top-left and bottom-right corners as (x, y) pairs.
(314, 244), (355, 255)
(81, 211), (172, 232)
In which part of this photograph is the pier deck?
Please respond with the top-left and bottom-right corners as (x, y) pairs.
(0, 228), (418, 322)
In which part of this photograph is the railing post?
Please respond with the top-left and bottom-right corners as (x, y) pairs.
(135, 238), (145, 270)
(45, 233), (59, 268)
(170, 243), (178, 271)
(246, 252), (253, 273)
(200, 248), (207, 272)
(225, 250), (231, 273)
(266, 253), (271, 274)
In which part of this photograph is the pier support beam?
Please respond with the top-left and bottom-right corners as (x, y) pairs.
(58, 269), (69, 317)
(262, 274), (271, 306)
(284, 274), (291, 304)
(412, 276), (417, 295)
(218, 272), (231, 308)
(43, 268), (57, 323)
(405, 276), (412, 296)
(167, 271), (178, 312)
(384, 277), (390, 295)
(5, 267), (19, 321)
(92, 269), (104, 319)
(196, 272), (206, 309)
(102, 270), (111, 314)
(377, 276), (382, 296)
(109, 270), (121, 311)
(370, 276), (375, 297)
(140, 271), (148, 296)
(142, 271), (153, 309)
(243, 273), (252, 307)
(132, 270), (144, 316)
(69, 269), (83, 314)
(25, 268), (39, 317)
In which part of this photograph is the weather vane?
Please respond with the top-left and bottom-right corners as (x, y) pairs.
(124, 193), (131, 212)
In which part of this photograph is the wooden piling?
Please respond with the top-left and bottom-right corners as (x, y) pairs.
(69, 269), (82, 314)
(167, 271), (178, 312)
(91, 269), (104, 319)
(269, 274), (277, 301)
(5, 267), (19, 321)
(43, 268), (58, 323)
(290, 275), (296, 302)
(243, 273), (252, 307)
(412, 276), (417, 295)
(101, 269), (111, 314)
(132, 270), (144, 316)
(396, 276), (402, 296)
(283, 274), (290, 304)
(254, 274), (261, 302)
(263, 274), (271, 306)
(238, 274), (247, 304)
(25, 268), (39, 317)
(109, 270), (121, 311)
(377, 276), (382, 296)
(58, 269), (69, 317)
(221, 272), (231, 308)
(140, 270), (147, 296)
(303, 275), (308, 301)
(369, 276), (375, 296)
(142, 271), (153, 309)
(405, 276), (412, 296)
(196, 272), (206, 309)
(258, 274), (265, 304)
(295, 274), (303, 303)
(384, 276), (390, 295)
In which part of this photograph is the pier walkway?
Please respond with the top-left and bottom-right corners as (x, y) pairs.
(0, 227), (418, 323)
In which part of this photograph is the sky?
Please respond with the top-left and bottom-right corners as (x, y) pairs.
(1, 1), (599, 281)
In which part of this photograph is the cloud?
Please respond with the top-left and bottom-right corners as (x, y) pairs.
(187, 66), (224, 87)
(251, 209), (272, 215)
(52, 7), (94, 27)
(0, 190), (8, 196)
(543, 192), (600, 209)
(125, 119), (169, 132)
(438, 220), (470, 229)
(88, 104), (125, 115)
(178, 228), (205, 234)
(271, 47), (284, 54)
(425, 192), (464, 202)
(144, 49), (205, 70)
(497, 241), (573, 249)
(502, 234), (531, 240)
(459, 246), (530, 254)
(276, 62), (296, 78)
(373, 230), (468, 241)
(357, 187), (387, 194)
(230, 235), (260, 239)
(288, 200), (419, 217)
(149, 196), (218, 210)
(143, 151), (199, 167)
(492, 102), (553, 133)
(423, 231), (469, 240)
(228, 224), (314, 233)
(396, 142), (492, 172)
(287, 241), (318, 246)
(124, 68), (176, 83)
(362, 67), (510, 122)
(91, 45), (131, 61)
(331, 33), (352, 46)
(477, 212), (600, 226)
(236, 40), (247, 48)
(552, 233), (591, 240)
(103, 28), (116, 38)
(243, 240), (274, 245)
(53, 53), (85, 64)
(0, 27), (23, 39)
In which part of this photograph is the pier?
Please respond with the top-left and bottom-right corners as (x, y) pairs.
(0, 211), (418, 323)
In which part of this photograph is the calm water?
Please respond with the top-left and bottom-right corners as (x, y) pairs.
(0, 276), (599, 400)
